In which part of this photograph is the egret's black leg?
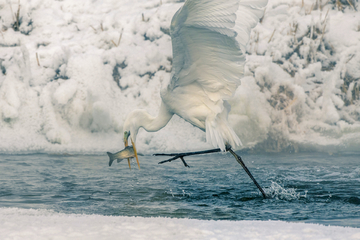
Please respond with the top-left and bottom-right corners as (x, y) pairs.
(155, 146), (267, 199)
(227, 148), (267, 199)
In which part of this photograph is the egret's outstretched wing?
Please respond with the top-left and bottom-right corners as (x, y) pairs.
(169, 0), (267, 101)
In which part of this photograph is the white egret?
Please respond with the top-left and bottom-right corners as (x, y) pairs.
(123, 0), (268, 169)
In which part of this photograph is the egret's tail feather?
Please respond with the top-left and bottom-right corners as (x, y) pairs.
(205, 115), (242, 151)
(206, 118), (225, 151)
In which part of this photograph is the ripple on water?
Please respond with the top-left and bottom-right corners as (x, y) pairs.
(0, 153), (359, 227)
(348, 196), (360, 205)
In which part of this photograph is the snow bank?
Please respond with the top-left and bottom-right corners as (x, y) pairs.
(0, 0), (360, 154)
(0, 208), (359, 240)
(239, 0), (360, 152)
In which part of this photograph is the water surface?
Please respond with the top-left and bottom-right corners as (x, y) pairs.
(0, 152), (359, 228)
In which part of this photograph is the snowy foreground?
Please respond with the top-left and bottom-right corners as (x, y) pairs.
(1, 0), (360, 154)
(0, 208), (359, 240)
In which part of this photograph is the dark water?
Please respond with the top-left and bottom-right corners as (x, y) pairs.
(0, 152), (359, 228)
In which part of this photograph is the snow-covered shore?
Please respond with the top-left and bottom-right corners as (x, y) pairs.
(1, 0), (360, 154)
(0, 208), (359, 240)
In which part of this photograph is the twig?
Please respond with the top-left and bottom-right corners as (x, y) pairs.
(15, 1), (21, 31)
(346, 54), (355, 63)
(308, 3), (314, 14)
(346, 0), (355, 11)
(111, 33), (122, 47)
(36, 52), (40, 66)
(268, 29), (276, 43)
(321, 0), (330, 10)
(322, 9), (330, 25)
(336, 0), (343, 11)
(260, 8), (266, 23)
(117, 32), (122, 45)
(283, 97), (298, 111)
(293, 23), (298, 42)
(9, 0), (21, 31)
(142, 13), (145, 22)
(111, 40), (117, 47)
(90, 25), (97, 33)
(9, 2), (15, 23)
(320, 21), (327, 41)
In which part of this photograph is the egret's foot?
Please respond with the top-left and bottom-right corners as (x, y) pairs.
(180, 157), (190, 168)
(155, 148), (222, 168)
(157, 154), (191, 167)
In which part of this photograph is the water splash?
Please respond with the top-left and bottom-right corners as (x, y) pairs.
(166, 189), (191, 198)
(265, 182), (307, 201)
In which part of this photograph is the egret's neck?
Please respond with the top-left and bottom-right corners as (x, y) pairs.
(125, 103), (173, 141)
(140, 103), (173, 132)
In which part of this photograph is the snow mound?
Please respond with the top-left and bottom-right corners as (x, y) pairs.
(1, 0), (360, 154)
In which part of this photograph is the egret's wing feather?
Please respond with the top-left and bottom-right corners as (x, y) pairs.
(235, 0), (267, 52)
(171, 26), (244, 101)
(169, 0), (267, 101)
(167, 0), (267, 150)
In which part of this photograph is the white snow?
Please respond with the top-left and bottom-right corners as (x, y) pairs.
(0, 208), (359, 240)
(1, 0), (360, 154)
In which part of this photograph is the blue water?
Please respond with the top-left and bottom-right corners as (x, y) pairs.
(0, 152), (359, 228)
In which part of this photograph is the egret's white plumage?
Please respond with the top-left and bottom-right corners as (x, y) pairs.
(123, 0), (267, 154)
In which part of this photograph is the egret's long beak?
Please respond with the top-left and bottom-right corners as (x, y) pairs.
(125, 142), (131, 170)
(124, 132), (131, 169)
(131, 138), (140, 169)
(123, 131), (140, 169)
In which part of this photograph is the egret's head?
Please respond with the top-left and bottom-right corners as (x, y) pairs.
(123, 130), (130, 147)
(123, 109), (146, 145)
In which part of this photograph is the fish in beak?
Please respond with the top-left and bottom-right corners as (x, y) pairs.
(124, 131), (140, 169)
(107, 146), (135, 167)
